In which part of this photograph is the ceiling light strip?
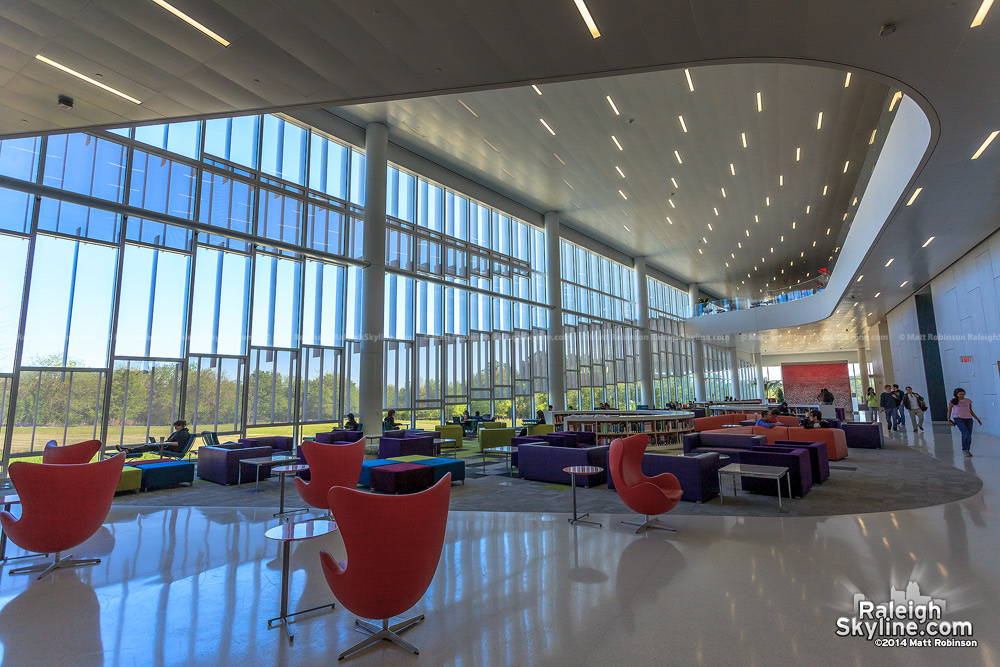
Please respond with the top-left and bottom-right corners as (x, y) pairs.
(972, 0), (994, 27)
(573, 0), (601, 38)
(539, 118), (556, 135)
(150, 0), (230, 46)
(971, 130), (999, 159)
(906, 187), (923, 206)
(607, 95), (620, 115)
(684, 69), (695, 92)
(458, 99), (479, 118)
(35, 55), (142, 104)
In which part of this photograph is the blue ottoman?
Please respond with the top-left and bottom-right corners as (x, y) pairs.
(359, 459), (396, 487)
(411, 457), (465, 484)
(138, 461), (195, 491)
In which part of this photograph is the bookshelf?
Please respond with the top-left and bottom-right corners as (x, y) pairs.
(558, 411), (695, 448)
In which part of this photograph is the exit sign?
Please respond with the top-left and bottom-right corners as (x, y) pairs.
(960, 356), (973, 363)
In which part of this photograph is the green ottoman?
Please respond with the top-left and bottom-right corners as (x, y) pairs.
(389, 455), (436, 464)
(116, 466), (142, 494)
(414, 457), (466, 484)
(137, 461), (195, 491)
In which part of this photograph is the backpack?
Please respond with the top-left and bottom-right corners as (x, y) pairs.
(917, 394), (928, 412)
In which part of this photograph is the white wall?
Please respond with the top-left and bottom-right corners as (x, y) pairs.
(868, 320), (894, 391)
(762, 351), (859, 367)
(886, 296), (929, 402)
(926, 228), (1000, 436)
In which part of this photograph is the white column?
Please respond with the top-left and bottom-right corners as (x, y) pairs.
(634, 256), (655, 408)
(857, 339), (870, 392)
(728, 335), (741, 401)
(689, 283), (707, 402)
(359, 123), (388, 435)
(755, 352), (766, 401)
(545, 212), (566, 410)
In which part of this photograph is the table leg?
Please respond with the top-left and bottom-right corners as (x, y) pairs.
(278, 473), (286, 517)
(0, 502), (8, 559)
(718, 472), (723, 505)
(238, 464), (242, 487)
(255, 465), (261, 492)
(571, 474), (577, 519)
(787, 473), (792, 502)
(776, 477), (782, 509)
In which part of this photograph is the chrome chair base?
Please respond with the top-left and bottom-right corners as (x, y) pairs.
(339, 615), (424, 660)
(621, 515), (676, 534)
(10, 552), (101, 580)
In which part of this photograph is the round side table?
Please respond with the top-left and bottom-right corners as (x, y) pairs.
(562, 466), (604, 527)
(273, 464), (309, 521)
(265, 519), (338, 643)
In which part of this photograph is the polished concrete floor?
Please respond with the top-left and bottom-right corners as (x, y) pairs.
(0, 423), (996, 666)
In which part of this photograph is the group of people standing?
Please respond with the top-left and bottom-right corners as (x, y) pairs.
(866, 384), (983, 456)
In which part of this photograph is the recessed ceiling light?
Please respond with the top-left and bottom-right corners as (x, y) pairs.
(678, 115), (688, 132)
(796, 147), (801, 161)
(800, 251), (804, 257)
(730, 163), (736, 176)
(792, 221), (797, 229)
(812, 241), (817, 247)
(553, 153), (566, 165)
(615, 165), (626, 178)
(698, 248), (703, 255)
(780, 235), (784, 242)
(754, 215), (759, 223)
(721, 187), (727, 198)
(34, 55), (142, 104)
(843, 160), (850, 173)
(756, 91), (763, 112)
(674, 150), (683, 164)
(611, 135), (623, 151)
(532, 84), (543, 95)
(670, 177), (679, 189)
(713, 207), (719, 216)
(779, 175), (784, 186)
(884, 258), (895, 267)
(458, 99), (479, 118)
(745, 229), (750, 237)
(668, 198), (675, 208)
(868, 312), (873, 317)
(900, 281), (908, 288)
(853, 197), (859, 206)
(770, 247), (774, 253)
(856, 275), (864, 282)
(731, 253), (735, 259)
(684, 68), (695, 92)
(972, 130), (999, 159)
(827, 228), (831, 235)
(765, 197), (770, 206)
(708, 223), (713, 231)
(843, 213), (849, 221)
(572, 201), (580, 209)
(822, 185), (828, 196)
(150, 0), (230, 46)
(623, 224), (630, 231)
(922, 236), (935, 247)
(702, 237), (708, 244)
(539, 118), (556, 135)
(844, 72), (852, 87)
(741, 132), (748, 148)
(972, 0), (994, 27)
(573, 0), (601, 38)
(622, 210), (629, 217)
(563, 179), (574, 190)
(869, 129), (878, 145)
(619, 189), (628, 200)
(606, 95), (620, 115)
(853, 302), (858, 307)
(874, 292), (881, 298)
(889, 91), (903, 111)
(817, 112), (824, 130)
(905, 187), (924, 206)
(483, 138), (500, 153)
(738, 242), (743, 249)
(666, 217), (674, 225)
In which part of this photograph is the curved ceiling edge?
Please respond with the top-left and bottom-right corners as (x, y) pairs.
(685, 95), (934, 339)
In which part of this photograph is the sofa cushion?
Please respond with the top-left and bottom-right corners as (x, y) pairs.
(841, 422), (882, 449)
(771, 440), (830, 483)
(516, 444), (609, 486)
(683, 431), (765, 453)
(197, 444), (274, 485)
(693, 414), (748, 431)
(378, 435), (437, 458)
(315, 430), (363, 445)
(786, 427), (848, 461)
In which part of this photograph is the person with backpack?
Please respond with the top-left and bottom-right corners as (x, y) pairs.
(902, 386), (926, 432)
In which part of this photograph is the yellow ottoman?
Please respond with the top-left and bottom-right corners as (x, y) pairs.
(116, 466), (142, 494)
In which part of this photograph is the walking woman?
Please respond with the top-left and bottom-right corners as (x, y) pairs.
(948, 388), (983, 456)
(865, 387), (879, 422)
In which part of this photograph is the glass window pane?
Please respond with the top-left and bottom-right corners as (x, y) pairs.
(308, 133), (349, 199)
(189, 247), (250, 356)
(37, 198), (119, 243)
(134, 121), (201, 160)
(42, 134), (126, 203)
(115, 245), (190, 358)
(251, 255), (301, 348)
(11, 369), (106, 455)
(0, 234), (29, 372)
(129, 150), (198, 220)
(0, 186), (33, 235)
(204, 116), (260, 169)
(307, 204), (344, 255)
(302, 260), (346, 347)
(261, 115), (307, 184)
(258, 188), (302, 246)
(0, 136), (41, 181)
(199, 170), (254, 236)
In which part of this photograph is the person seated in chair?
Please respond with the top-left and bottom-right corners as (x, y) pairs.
(117, 419), (190, 455)
(383, 410), (402, 432)
(343, 413), (359, 430)
(518, 410), (546, 437)
(755, 410), (781, 428)
(802, 409), (830, 429)
(776, 402), (790, 416)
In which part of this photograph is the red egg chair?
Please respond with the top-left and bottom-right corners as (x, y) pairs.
(609, 435), (682, 533)
(294, 438), (365, 513)
(41, 439), (102, 465)
(320, 474), (451, 659)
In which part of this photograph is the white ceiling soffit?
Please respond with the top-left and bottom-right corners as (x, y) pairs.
(328, 62), (885, 299)
(688, 96), (932, 340)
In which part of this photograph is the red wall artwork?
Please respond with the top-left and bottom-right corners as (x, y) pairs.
(780, 362), (853, 412)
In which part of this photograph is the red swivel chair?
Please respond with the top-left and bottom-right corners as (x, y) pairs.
(41, 439), (102, 465)
(609, 435), (683, 533)
(2, 453), (125, 579)
(320, 474), (451, 660)
(294, 438), (365, 513)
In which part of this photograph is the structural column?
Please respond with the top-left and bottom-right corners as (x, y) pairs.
(359, 123), (388, 435)
(856, 339), (870, 393)
(545, 212), (566, 410)
(728, 335), (741, 401)
(634, 256), (655, 408)
(688, 283), (707, 403)
(754, 352), (766, 401)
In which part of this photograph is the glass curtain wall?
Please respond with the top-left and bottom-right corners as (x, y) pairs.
(560, 241), (640, 410)
(0, 116), (368, 464)
(647, 276), (695, 407)
(383, 166), (548, 428)
(703, 344), (733, 401)
(739, 358), (757, 400)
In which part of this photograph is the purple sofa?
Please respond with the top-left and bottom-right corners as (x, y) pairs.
(378, 435), (438, 459)
(841, 422), (883, 449)
(683, 431), (766, 457)
(315, 430), (363, 444)
(238, 436), (293, 452)
(516, 443), (609, 486)
(607, 452), (722, 502)
(562, 431), (598, 446)
(772, 440), (830, 483)
(735, 446), (813, 498)
(197, 443), (274, 485)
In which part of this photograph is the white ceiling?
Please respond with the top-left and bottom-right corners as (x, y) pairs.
(331, 63), (887, 299)
(2, 0), (999, 356)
